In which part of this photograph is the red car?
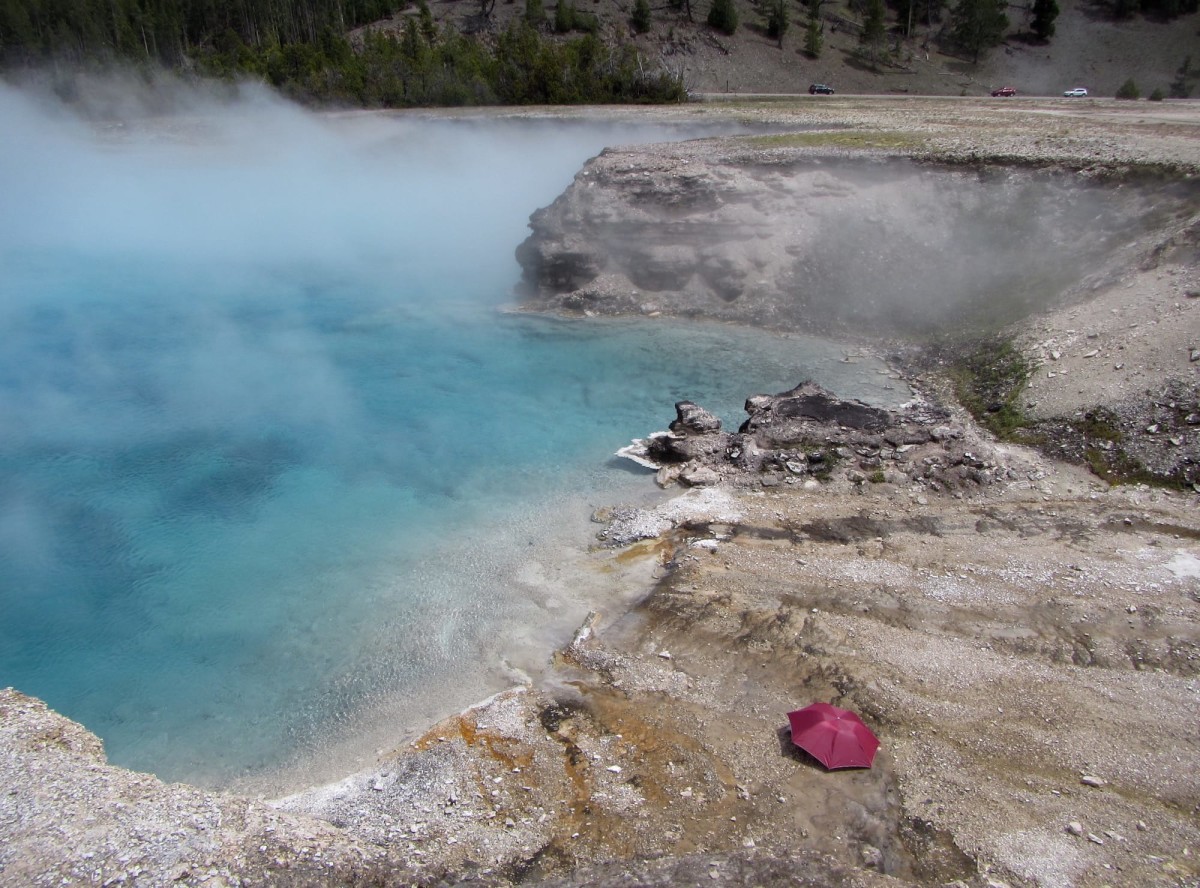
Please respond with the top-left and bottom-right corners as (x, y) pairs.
(991, 86), (1017, 97)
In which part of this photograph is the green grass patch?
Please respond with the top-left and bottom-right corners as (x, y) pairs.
(1075, 408), (1124, 443)
(745, 131), (926, 151)
(1082, 445), (1159, 486)
(946, 338), (1034, 441)
(1071, 409), (1164, 486)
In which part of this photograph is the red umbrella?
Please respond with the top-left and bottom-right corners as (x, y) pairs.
(787, 702), (880, 770)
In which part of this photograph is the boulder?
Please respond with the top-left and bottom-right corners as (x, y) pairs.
(624, 380), (1012, 494)
(671, 400), (723, 434)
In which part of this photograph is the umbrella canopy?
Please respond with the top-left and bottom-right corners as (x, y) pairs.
(787, 702), (880, 770)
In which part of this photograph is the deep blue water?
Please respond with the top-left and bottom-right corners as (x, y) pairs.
(0, 86), (907, 787)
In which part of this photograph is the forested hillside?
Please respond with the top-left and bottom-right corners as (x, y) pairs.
(0, 0), (400, 64)
(0, 0), (1196, 105)
(0, 0), (687, 104)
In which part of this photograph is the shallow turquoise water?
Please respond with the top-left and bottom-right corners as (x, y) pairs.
(0, 90), (907, 786)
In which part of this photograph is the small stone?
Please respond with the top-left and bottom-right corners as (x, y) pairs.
(1087, 833), (1105, 845)
(1136, 820), (1148, 831)
(1066, 821), (1085, 836)
(606, 765), (622, 774)
(657, 650), (672, 660)
(1191, 349), (1200, 362)
(861, 844), (883, 868)
(1083, 349), (1099, 358)
(681, 466), (721, 487)
(1080, 775), (1106, 788)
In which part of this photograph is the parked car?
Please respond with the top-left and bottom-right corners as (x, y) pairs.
(990, 86), (1017, 97)
(1063, 87), (1088, 97)
(809, 83), (835, 95)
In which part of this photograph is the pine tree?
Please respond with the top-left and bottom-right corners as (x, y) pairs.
(766, 0), (789, 46)
(419, 1), (438, 42)
(947, 0), (1008, 63)
(804, 0), (823, 56)
(1115, 77), (1139, 99)
(555, 0), (574, 32)
(670, 0), (695, 23)
(707, 0), (739, 34)
(860, 0), (886, 63)
(1169, 56), (1194, 98)
(1030, 0), (1057, 40)
(632, 0), (652, 32)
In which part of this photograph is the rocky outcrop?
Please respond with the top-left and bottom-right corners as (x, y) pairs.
(514, 140), (1183, 338)
(0, 688), (407, 887)
(619, 381), (1020, 494)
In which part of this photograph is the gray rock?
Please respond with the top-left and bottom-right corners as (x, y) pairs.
(671, 400), (723, 434)
(629, 380), (1002, 495)
(680, 467), (722, 487)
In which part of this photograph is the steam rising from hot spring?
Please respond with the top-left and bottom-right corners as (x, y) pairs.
(2, 79), (907, 789)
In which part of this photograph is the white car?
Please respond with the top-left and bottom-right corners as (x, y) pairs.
(1063, 87), (1088, 97)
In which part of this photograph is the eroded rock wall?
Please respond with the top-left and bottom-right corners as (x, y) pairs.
(515, 140), (1181, 337)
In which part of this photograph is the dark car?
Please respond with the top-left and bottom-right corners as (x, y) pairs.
(990, 86), (1017, 97)
(808, 83), (835, 95)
